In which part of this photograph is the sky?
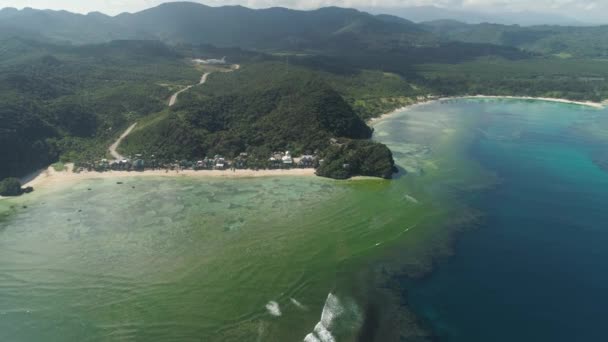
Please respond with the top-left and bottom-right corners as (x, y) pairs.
(0, 0), (606, 23)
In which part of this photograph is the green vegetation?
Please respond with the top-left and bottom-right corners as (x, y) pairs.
(415, 57), (608, 102)
(0, 4), (435, 49)
(0, 37), (402, 180)
(51, 162), (65, 172)
(318, 69), (422, 120)
(0, 38), (200, 180)
(316, 139), (397, 179)
(121, 62), (397, 179)
(423, 21), (608, 58)
(0, 178), (22, 196)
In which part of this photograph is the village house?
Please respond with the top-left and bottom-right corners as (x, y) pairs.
(81, 149), (318, 174)
(281, 151), (294, 167)
(213, 155), (227, 170)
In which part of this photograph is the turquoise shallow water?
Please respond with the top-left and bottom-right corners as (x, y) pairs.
(406, 100), (608, 341)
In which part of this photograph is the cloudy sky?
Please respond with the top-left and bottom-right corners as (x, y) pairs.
(0, 0), (606, 22)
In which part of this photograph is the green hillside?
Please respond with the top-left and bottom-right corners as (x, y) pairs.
(0, 38), (200, 180)
(0, 40), (401, 181)
(423, 20), (608, 58)
(120, 62), (397, 179)
(0, 3), (435, 50)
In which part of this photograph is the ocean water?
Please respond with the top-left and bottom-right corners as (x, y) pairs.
(1, 99), (606, 341)
(406, 99), (608, 341)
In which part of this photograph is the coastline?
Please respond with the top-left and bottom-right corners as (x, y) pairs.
(10, 95), (602, 197)
(368, 95), (605, 126)
(7, 163), (387, 198)
(457, 95), (605, 109)
(18, 164), (316, 193)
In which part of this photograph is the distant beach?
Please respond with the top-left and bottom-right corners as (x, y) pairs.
(369, 95), (605, 126)
(459, 95), (605, 109)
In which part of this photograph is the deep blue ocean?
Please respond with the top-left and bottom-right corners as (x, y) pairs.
(406, 100), (608, 341)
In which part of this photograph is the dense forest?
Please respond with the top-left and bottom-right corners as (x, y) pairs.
(422, 20), (608, 58)
(0, 40), (402, 182)
(2, 2), (608, 184)
(0, 38), (200, 180)
(120, 62), (397, 178)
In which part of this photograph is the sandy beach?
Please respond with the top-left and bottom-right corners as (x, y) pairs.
(459, 95), (605, 109)
(18, 164), (316, 192)
(369, 95), (605, 126)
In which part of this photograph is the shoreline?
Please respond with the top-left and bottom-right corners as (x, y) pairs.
(457, 95), (605, 109)
(17, 164), (316, 194)
(0, 167), (382, 200)
(368, 95), (605, 125)
(10, 95), (602, 196)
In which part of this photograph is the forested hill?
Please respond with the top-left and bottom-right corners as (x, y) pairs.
(0, 39), (401, 181)
(0, 3), (435, 50)
(119, 61), (398, 179)
(120, 63), (372, 159)
(422, 20), (608, 58)
(0, 38), (200, 180)
(2, 2), (608, 58)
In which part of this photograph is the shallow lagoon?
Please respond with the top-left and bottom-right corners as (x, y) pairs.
(1, 99), (606, 341)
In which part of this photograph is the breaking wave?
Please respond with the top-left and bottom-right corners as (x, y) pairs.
(303, 293), (361, 342)
(291, 297), (307, 311)
(265, 301), (282, 316)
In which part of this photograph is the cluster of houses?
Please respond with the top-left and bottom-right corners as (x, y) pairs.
(268, 151), (316, 168)
(78, 151), (319, 173)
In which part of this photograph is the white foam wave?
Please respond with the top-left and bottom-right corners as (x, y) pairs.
(403, 194), (419, 204)
(314, 322), (336, 342)
(291, 298), (307, 310)
(302, 293), (343, 342)
(304, 333), (321, 342)
(265, 301), (282, 316)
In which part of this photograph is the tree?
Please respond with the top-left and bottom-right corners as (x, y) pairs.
(0, 178), (23, 196)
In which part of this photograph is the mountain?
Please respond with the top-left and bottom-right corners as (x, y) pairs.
(0, 2), (436, 51)
(0, 3), (533, 66)
(363, 5), (585, 26)
(0, 7), (137, 43)
(0, 2), (603, 58)
(115, 3), (436, 50)
(422, 21), (608, 57)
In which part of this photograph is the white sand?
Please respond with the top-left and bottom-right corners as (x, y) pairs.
(369, 95), (605, 126)
(21, 164), (315, 192)
(459, 95), (605, 109)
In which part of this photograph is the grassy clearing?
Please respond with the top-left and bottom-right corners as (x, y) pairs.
(51, 162), (66, 172)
